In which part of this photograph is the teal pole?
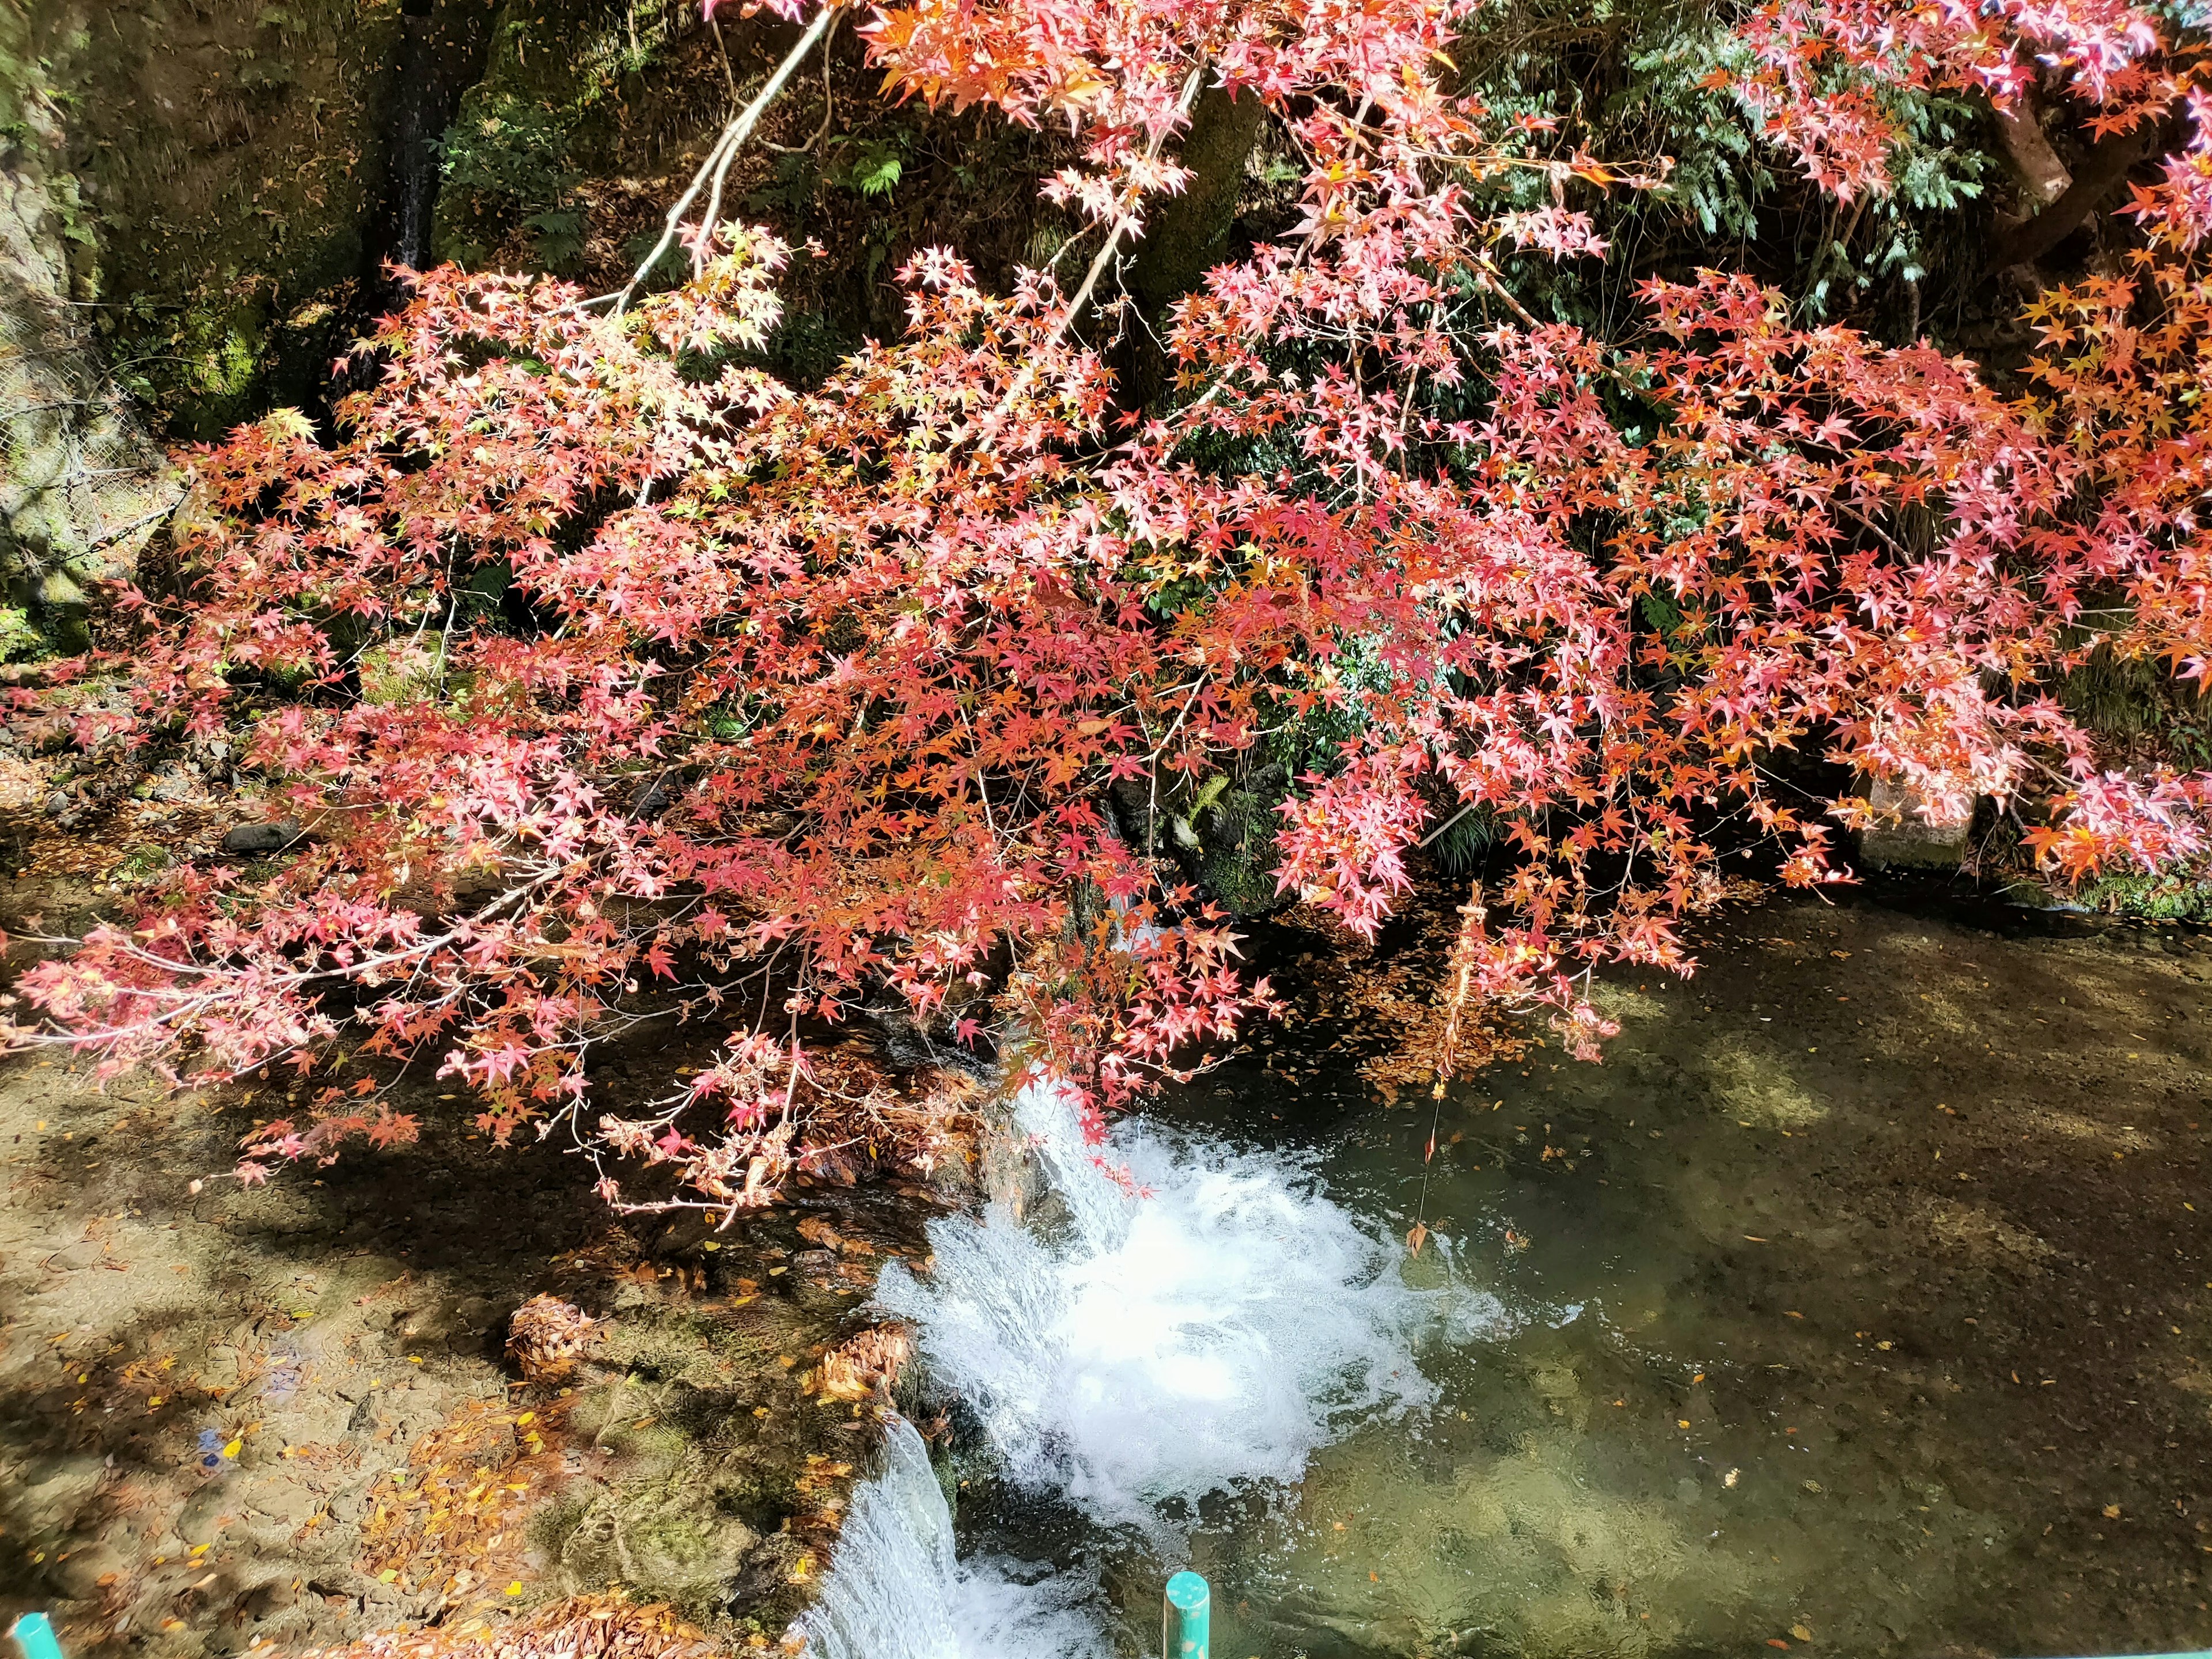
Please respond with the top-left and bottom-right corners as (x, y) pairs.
(11, 1614), (66, 1659)
(1162, 1570), (1210, 1659)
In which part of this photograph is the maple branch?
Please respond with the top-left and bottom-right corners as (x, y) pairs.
(1058, 65), (1209, 339)
(987, 63), (1207, 434)
(763, 10), (839, 156)
(611, 5), (838, 312)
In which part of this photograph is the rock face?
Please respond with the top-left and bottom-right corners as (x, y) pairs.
(1858, 776), (1974, 870)
(40, 0), (416, 440)
(0, 7), (180, 653)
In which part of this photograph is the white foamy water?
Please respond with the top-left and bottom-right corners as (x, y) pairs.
(801, 1414), (1115, 1659)
(874, 1080), (1435, 1532)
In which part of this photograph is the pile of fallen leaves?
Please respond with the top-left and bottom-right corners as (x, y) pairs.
(506, 1294), (602, 1383)
(785, 1050), (979, 1190)
(355, 1396), (573, 1602)
(806, 1323), (911, 1404)
(293, 1592), (724, 1659)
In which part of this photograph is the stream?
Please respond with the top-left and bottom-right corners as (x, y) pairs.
(805, 894), (2211, 1658)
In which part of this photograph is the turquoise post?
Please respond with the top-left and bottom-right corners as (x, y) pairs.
(11, 1614), (66, 1659)
(1162, 1570), (1210, 1659)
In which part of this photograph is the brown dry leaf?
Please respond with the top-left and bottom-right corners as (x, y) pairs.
(295, 1591), (719, 1659)
(357, 1396), (571, 1591)
(1406, 1221), (1429, 1257)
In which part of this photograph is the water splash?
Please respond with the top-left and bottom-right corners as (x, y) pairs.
(875, 1080), (1435, 1532)
(801, 1415), (1113, 1659)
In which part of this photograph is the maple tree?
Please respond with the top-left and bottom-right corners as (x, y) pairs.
(7, 0), (2210, 1212)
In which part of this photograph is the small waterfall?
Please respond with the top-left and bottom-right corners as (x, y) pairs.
(374, 0), (490, 281)
(878, 1081), (1434, 1531)
(805, 1080), (1449, 1656)
(390, 7), (440, 271)
(801, 1415), (1115, 1659)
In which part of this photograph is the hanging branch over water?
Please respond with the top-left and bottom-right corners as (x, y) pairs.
(9, 0), (2212, 1218)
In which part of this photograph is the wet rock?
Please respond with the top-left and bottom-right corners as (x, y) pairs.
(723, 1535), (803, 1608)
(559, 1484), (759, 1604)
(202, 1346), (243, 1389)
(50, 1541), (122, 1599)
(325, 1482), (371, 1523)
(224, 818), (302, 854)
(291, 1521), (359, 1566)
(18, 1459), (101, 1541)
(178, 1481), (235, 1543)
(251, 1478), (320, 1525)
(456, 1295), (500, 1331)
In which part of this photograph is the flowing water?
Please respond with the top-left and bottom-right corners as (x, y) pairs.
(807, 897), (2211, 1658)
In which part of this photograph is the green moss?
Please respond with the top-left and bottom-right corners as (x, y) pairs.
(0, 606), (46, 664)
(2076, 868), (2212, 922)
(2061, 640), (2212, 771)
(430, 0), (658, 272)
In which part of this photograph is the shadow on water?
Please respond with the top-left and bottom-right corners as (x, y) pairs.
(1082, 893), (2212, 1658)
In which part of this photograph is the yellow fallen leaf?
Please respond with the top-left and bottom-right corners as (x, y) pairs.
(1677, 1419), (1690, 1429)
(222, 1438), (243, 1459)
(1791, 1625), (1813, 1642)
(506, 1582), (524, 1596)
(378, 1570), (399, 1584)
(2103, 1504), (2122, 1519)
(516, 1412), (534, 1426)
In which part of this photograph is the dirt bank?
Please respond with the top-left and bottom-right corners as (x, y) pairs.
(0, 862), (946, 1657)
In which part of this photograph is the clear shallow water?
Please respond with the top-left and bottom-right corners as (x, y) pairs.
(809, 902), (2212, 1658)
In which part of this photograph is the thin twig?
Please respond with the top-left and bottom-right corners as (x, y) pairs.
(611, 6), (836, 313)
(764, 11), (839, 156)
(987, 64), (1207, 430)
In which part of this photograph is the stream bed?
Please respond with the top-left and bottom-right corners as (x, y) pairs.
(813, 892), (2210, 1658)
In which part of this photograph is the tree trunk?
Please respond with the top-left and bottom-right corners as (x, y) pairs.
(1112, 84), (1268, 412)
